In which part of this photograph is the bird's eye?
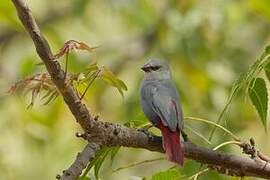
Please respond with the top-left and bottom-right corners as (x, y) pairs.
(151, 66), (161, 71)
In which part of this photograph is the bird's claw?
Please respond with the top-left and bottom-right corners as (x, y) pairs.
(181, 130), (189, 142)
(138, 124), (155, 136)
(138, 128), (155, 140)
(138, 128), (150, 134)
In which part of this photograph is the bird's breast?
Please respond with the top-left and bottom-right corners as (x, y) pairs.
(140, 81), (159, 125)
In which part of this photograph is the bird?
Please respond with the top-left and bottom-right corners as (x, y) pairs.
(140, 58), (185, 165)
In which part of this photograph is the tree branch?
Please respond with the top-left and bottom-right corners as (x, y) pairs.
(0, 6), (71, 46)
(57, 143), (101, 180)
(11, 0), (270, 179)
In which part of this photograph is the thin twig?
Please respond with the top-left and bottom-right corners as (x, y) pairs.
(64, 52), (69, 82)
(189, 168), (209, 180)
(57, 143), (101, 180)
(80, 70), (100, 100)
(185, 117), (239, 140)
(112, 157), (165, 173)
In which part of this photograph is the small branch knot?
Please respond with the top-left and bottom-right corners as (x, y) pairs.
(94, 115), (99, 121)
(250, 138), (255, 146)
(64, 170), (71, 176)
(239, 139), (256, 158)
(113, 128), (120, 135)
(75, 132), (88, 140)
(56, 174), (61, 179)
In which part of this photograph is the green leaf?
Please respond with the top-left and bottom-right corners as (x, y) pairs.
(110, 146), (120, 164)
(86, 62), (99, 74)
(81, 147), (120, 179)
(208, 45), (270, 140)
(248, 78), (268, 131)
(264, 61), (270, 82)
(81, 148), (109, 179)
(265, 45), (270, 54)
(151, 168), (182, 180)
(101, 67), (128, 96)
(94, 148), (110, 179)
(125, 118), (149, 128)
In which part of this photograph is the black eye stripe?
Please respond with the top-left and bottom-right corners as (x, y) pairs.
(151, 66), (161, 71)
(142, 65), (161, 72)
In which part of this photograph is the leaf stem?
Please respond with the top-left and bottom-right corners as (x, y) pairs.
(112, 157), (165, 173)
(185, 117), (239, 140)
(80, 70), (100, 100)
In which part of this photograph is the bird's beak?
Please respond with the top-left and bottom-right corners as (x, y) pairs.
(141, 64), (150, 72)
(141, 66), (147, 72)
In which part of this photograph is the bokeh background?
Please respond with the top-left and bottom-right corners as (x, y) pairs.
(1, 0), (270, 179)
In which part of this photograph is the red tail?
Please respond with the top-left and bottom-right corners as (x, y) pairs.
(158, 121), (184, 165)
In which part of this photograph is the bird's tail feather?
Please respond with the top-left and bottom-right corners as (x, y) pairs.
(158, 121), (184, 165)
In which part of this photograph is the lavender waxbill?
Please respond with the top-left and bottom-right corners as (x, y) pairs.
(140, 59), (184, 165)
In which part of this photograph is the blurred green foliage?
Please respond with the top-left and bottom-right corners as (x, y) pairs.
(1, 0), (270, 179)
(248, 78), (268, 132)
(151, 167), (183, 180)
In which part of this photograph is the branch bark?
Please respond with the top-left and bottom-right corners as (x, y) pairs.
(57, 143), (101, 180)
(11, 0), (270, 179)
(0, 6), (71, 45)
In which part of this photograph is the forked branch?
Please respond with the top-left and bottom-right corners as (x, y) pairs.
(11, 0), (270, 179)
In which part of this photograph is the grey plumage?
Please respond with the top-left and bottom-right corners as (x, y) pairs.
(140, 59), (184, 132)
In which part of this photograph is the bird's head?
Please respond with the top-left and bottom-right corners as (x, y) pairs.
(141, 59), (171, 81)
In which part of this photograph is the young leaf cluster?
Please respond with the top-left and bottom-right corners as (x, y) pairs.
(9, 40), (127, 107)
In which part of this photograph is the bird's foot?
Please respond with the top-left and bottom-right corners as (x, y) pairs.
(181, 130), (189, 142)
(138, 124), (155, 135)
(138, 125), (155, 140)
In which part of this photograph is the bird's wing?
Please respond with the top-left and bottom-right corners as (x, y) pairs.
(150, 86), (181, 131)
